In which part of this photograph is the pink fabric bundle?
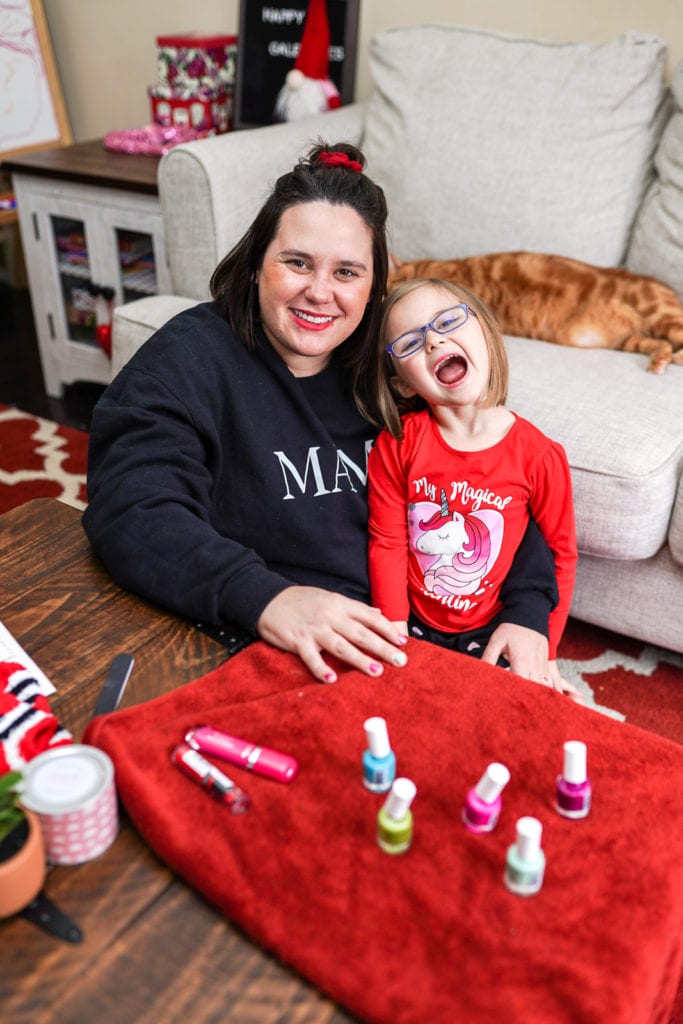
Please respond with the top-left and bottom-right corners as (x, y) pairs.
(103, 124), (211, 156)
(84, 640), (683, 1024)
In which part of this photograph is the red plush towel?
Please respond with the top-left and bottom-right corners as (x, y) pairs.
(84, 640), (683, 1024)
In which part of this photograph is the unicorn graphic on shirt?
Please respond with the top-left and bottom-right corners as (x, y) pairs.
(409, 489), (503, 597)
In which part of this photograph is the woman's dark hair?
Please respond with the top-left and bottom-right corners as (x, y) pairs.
(210, 140), (389, 405)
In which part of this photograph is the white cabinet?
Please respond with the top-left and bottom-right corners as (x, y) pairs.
(12, 173), (170, 397)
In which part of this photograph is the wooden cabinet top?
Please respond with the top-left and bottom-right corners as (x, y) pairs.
(3, 138), (161, 195)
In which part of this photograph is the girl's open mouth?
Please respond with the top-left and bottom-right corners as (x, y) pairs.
(435, 354), (467, 385)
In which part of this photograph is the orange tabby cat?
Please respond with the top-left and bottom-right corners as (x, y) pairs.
(387, 252), (683, 373)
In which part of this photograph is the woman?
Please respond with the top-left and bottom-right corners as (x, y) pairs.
(83, 141), (558, 686)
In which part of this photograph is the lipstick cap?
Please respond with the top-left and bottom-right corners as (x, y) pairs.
(563, 740), (587, 783)
(364, 716), (391, 758)
(515, 816), (543, 862)
(383, 777), (416, 821)
(474, 762), (510, 804)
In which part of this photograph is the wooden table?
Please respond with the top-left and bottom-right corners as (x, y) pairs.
(0, 499), (355, 1024)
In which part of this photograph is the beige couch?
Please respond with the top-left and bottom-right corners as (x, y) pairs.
(113, 25), (683, 654)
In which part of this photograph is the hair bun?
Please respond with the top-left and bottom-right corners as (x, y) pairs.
(317, 150), (362, 173)
(306, 140), (366, 174)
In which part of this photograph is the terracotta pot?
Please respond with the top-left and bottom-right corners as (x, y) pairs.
(0, 809), (46, 918)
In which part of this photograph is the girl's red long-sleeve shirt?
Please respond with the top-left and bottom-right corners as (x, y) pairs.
(368, 410), (577, 658)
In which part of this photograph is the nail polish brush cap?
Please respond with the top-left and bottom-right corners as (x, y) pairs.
(383, 777), (416, 820)
(474, 762), (510, 804)
(563, 741), (587, 783)
(515, 816), (543, 862)
(364, 716), (391, 758)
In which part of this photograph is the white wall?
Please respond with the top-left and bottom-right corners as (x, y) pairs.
(44, 0), (682, 142)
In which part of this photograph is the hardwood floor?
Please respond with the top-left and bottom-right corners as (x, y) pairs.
(0, 284), (105, 432)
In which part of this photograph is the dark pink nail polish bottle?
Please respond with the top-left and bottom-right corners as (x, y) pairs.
(555, 740), (591, 819)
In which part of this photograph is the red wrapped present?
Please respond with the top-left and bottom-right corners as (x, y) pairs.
(148, 84), (232, 133)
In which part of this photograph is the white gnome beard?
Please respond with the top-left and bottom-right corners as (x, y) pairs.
(275, 74), (332, 121)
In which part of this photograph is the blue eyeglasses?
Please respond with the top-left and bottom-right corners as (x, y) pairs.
(386, 303), (471, 359)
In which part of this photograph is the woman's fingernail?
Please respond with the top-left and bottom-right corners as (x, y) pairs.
(391, 651), (408, 667)
(368, 662), (383, 675)
(323, 671), (337, 683)
(396, 634), (408, 645)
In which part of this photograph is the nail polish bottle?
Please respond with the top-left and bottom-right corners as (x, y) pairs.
(376, 777), (416, 855)
(362, 716), (396, 793)
(555, 740), (591, 819)
(504, 816), (546, 896)
(462, 762), (510, 832)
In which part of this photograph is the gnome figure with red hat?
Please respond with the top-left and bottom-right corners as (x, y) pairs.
(274, 0), (341, 121)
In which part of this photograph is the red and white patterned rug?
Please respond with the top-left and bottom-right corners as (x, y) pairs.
(0, 403), (88, 513)
(557, 619), (683, 745)
(0, 403), (681, 746)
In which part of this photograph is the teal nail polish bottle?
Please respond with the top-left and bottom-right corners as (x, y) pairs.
(377, 777), (416, 855)
(363, 716), (396, 793)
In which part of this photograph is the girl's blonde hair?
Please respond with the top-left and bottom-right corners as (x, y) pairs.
(370, 278), (509, 439)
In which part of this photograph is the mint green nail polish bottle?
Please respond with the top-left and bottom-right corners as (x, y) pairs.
(504, 816), (546, 896)
(377, 777), (416, 854)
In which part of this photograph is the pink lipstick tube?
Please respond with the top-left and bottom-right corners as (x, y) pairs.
(184, 725), (299, 783)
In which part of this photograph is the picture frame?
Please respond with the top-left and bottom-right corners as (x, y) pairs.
(234, 0), (359, 130)
(0, 0), (72, 163)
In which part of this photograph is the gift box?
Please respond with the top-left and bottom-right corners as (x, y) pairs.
(149, 32), (237, 135)
(148, 84), (232, 133)
(156, 33), (237, 94)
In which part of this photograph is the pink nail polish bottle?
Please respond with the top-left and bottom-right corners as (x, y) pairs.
(462, 762), (510, 833)
(555, 740), (591, 819)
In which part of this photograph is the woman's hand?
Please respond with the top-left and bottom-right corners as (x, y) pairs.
(481, 624), (585, 703)
(257, 587), (408, 683)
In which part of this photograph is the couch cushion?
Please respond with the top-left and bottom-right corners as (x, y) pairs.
(626, 59), (683, 301)
(363, 26), (667, 267)
(668, 478), (683, 565)
(504, 338), (683, 563)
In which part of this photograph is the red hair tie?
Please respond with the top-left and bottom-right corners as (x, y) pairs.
(317, 151), (362, 173)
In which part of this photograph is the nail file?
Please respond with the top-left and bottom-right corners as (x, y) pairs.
(92, 653), (134, 717)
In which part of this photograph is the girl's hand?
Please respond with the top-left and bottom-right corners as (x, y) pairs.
(546, 660), (585, 703)
(482, 625), (585, 703)
(257, 587), (408, 683)
(481, 622), (550, 682)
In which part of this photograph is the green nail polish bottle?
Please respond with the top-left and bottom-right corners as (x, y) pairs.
(377, 777), (416, 854)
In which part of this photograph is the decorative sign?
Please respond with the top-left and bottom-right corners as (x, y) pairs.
(234, 1), (359, 129)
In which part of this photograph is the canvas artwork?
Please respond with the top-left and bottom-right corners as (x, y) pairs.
(0, 0), (70, 159)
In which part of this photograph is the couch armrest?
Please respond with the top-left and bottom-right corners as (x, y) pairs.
(111, 295), (199, 376)
(158, 103), (367, 301)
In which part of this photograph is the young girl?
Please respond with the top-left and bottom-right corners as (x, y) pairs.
(366, 278), (578, 691)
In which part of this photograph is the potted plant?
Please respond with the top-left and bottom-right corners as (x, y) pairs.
(0, 770), (46, 918)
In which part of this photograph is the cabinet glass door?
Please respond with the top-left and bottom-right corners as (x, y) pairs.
(115, 228), (159, 302)
(50, 215), (98, 346)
